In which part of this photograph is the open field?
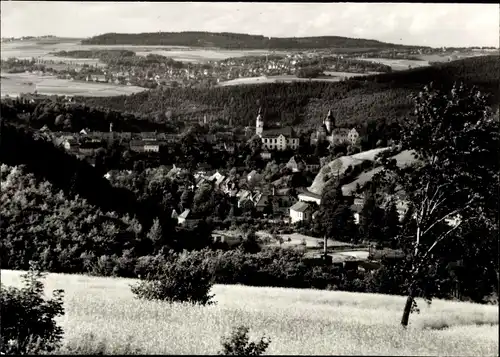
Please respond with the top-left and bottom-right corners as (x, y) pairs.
(341, 150), (417, 196)
(259, 231), (354, 249)
(1, 39), (278, 64)
(308, 148), (388, 196)
(355, 57), (430, 71)
(416, 52), (497, 62)
(218, 75), (344, 87)
(218, 73), (375, 87)
(355, 52), (495, 71)
(309, 149), (417, 196)
(2, 270), (498, 355)
(135, 48), (281, 62)
(323, 71), (381, 77)
(0, 72), (146, 97)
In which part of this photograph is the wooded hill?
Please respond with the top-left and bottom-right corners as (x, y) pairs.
(77, 55), (500, 131)
(81, 31), (424, 50)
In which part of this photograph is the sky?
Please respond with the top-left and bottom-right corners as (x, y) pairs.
(1, 2), (499, 48)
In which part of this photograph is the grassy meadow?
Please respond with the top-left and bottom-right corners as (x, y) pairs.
(354, 57), (430, 71)
(218, 75), (351, 87)
(1, 38), (277, 64)
(2, 269), (498, 355)
(0, 73), (146, 98)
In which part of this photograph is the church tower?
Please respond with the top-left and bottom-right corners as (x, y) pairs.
(256, 107), (264, 136)
(325, 110), (334, 134)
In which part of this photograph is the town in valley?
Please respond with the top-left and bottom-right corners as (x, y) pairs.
(1, 2), (498, 356)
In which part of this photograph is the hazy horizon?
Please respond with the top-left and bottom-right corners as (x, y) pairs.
(1, 2), (499, 48)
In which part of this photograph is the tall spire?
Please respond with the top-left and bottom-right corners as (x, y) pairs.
(325, 109), (333, 133)
(256, 106), (264, 136)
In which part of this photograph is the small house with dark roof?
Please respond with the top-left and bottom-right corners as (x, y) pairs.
(304, 156), (321, 173)
(260, 147), (272, 160)
(130, 140), (145, 152)
(177, 209), (199, 228)
(286, 156), (304, 172)
(63, 138), (79, 152)
(290, 201), (313, 223)
(350, 203), (363, 225)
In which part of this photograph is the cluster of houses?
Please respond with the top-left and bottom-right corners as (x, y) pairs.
(166, 160), (372, 227)
(40, 124), (183, 162)
(30, 48), (398, 90)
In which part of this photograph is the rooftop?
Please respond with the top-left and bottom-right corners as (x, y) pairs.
(261, 126), (296, 138)
(178, 209), (191, 219)
(290, 201), (311, 213)
(298, 190), (322, 199)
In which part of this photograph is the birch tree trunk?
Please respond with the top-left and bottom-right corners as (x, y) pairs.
(401, 288), (414, 327)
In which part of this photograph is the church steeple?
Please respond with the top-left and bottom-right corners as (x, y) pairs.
(256, 106), (264, 136)
(325, 109), (334, 133)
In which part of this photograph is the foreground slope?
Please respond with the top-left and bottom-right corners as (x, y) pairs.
(2, 270), (497, 355)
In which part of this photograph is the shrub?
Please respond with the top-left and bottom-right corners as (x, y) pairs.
(218, 326), (271, 356)
(59, 333), (142, 355)
(130, 251), (215, 306)
(0, 262), (65, 355)
(239, 231), (261, 254)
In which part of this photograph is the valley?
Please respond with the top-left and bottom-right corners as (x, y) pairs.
(1, 9), (499, 355)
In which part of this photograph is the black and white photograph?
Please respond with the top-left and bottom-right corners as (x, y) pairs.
(1, 1), (498, 355)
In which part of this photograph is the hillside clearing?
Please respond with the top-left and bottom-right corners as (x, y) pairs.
(217, 75), (347, 87)
(354, 57), (430, 71)
(308, 149), (417, 197)
(1, 39), (277, 63)
(308, 148), (389, 196)
(1, 270), (497, 355)
(0, 73), (146, 98)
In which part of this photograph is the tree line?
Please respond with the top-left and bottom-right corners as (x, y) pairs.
(81, 31), (421, 50)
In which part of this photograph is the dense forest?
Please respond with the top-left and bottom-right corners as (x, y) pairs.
(50, 50), (186, 68)
(77, 56), (500, 130)
(360, 55), (500, 99)
(0, 98), (180, 133)
(0, 122), (139, 220)
(81, 31), (424, 50)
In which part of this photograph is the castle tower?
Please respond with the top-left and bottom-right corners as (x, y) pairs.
(256, 107), (264, 136)
(325, 110), (334, 133)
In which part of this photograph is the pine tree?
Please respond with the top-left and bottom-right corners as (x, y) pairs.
(360, 190), (384, 244)
(318, 181), (356, 241)
(382, 202), (400, 247)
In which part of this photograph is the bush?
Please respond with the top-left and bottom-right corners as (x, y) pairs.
(130, 251), (215, 306)
(59, 333), (141, 355)
(218, 326), (271, 356)
(0, 262), (65, 354)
